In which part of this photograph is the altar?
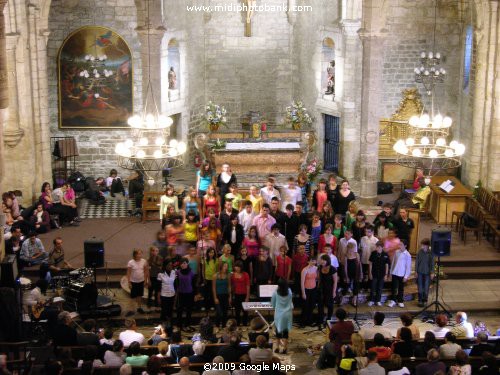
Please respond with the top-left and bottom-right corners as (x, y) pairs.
(214, 142), (303, 174)
(193, 129), (315, 176)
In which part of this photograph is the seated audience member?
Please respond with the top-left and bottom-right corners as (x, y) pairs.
(120, 364), (132, 375)
(104, 340), (126, 367)
(397, 313), (420, 340)
(125, 341), (149, 367)
(100, 327), (115, 346)
(432, 314), (450, 338)
(316, 308), (355, 369)
(148, 323), (169, 345)
(54, 347), (76, 369)
(77, 345), (103, 369)
(156, 341), (172, 363)
(391, 327), (415, 358)
(337, 345), (357, 375)
(194, 318), (216, 344)
(386, 354), (410, 375)
(52, 311), (77, 346)
(77, 319), (100, 346)
(450, 311), (474, 338)
(220, 319), (240, 344)
(145, 356), (163, 375)
(415, 348), (446, 375)
(359, 312), (392, 340)
(44, 359), (63, 375)
(201, 356), (231, 375)
(470, 332), (495, 356)
(478, 352), (499, 375)
(359, 351), (385, 375)
(119, 319), (145, 348)
(189, 341), (209, 364)
(439, 332), (462, 359)
(20, 232), (48, 266)
(85, 177), (106, 204)
(449, 350), (471, 375)
(249, 335), (273, 365)
(48, 237), (72, 274)
(217, 334), (244, 363)
(169, 329), (194, 363)
(173, 357), (198, 375)
(248, 317), (270, 343)
(105, 169), (126, 197)
(232, 354), (258, 375)
(30, 203), (51, 233)
(4, 226), (24, 255)
(415, 331), (438, 358)
(368, 333), (392, 360)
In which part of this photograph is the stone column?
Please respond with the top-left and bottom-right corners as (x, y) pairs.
(487, 3), (500, 190)
(137, 28), (166, 113)
(340, 20), (362, 182)
(357, 29), (387, 203)
(3, 32), (24, 148)
(0, 0), (9, 190)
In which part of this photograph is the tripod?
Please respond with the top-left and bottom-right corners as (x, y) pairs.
(414, 256), (451, 319)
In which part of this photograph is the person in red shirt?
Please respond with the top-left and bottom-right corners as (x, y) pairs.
(292, 244), (308, 296)
(412, 168), (424, 190)
(275, 245), (292, 282)
(316, 308), (354, 369)
(231, 260), (250, 326)
(318, 223), (337, 254)
(368, 333), (392, 360)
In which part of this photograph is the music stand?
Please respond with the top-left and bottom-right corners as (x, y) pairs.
(257, 285), (277, 331)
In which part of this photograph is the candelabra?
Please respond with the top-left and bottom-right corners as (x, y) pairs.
(414, 52), (446, 96)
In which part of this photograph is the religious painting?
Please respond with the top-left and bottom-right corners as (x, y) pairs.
(58, 26), (133, 128)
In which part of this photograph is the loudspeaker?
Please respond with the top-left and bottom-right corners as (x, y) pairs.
(431, 228), (451, 257)
(0, 255), (18, 288)
(84, 239), (105, 268)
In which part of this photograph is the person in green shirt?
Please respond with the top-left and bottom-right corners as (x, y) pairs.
(125, 341), (149, 367)
(225, 183), (243, 211)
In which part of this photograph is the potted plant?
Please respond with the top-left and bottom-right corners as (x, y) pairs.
(285, 100), (313, 130)
(302, 157), (322, 182)
(205, 101), (227, 132)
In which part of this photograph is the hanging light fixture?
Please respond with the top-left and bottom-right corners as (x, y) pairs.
(115, 0), (185, 181)
(392, 0), (464, 177)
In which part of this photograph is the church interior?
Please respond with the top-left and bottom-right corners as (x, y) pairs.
(0, 0), (499, 373)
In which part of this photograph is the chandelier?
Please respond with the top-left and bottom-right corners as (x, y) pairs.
(115, 0), (185, 182)
(392, 0), (464, 175)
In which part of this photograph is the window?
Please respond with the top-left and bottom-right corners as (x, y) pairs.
(463, 25), (473, 91)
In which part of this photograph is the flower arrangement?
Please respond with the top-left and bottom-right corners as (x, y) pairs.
(302, 157), (321, 182)
(205, 101), (227, 131)
(210, 138), (227, 150)
(285, 100), (313, 130)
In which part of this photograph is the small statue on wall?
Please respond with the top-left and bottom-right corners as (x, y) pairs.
(325, 60), (335, 97)
(168, 67), (177, 90)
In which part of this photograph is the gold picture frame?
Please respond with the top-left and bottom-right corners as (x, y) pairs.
(58, 26), (133, 129)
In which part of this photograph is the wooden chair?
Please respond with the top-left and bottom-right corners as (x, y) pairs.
(141, 192), (163, 223)
(459, 204), (481, 244)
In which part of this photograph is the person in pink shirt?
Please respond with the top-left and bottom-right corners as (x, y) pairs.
(384, 228), (401, 261)
(243, 226), (260, 258)
(300, 257), (318, 327)
(252, 204), (276, 239)
(275, 246), (292, 282)
(312, 179), (328, 213)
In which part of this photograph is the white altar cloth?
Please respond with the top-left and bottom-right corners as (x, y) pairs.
(225, 142), (301, 151)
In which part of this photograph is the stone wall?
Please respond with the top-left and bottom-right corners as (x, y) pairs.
(381, 0), (462, 118)
(47, 0), (142, 178)
(202, 0), (294, 127)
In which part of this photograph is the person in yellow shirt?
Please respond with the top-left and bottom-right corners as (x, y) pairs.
(246, 185), (263, 214)
(411, 178), (431, 209)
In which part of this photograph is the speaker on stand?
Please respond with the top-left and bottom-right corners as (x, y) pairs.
(414, 228), (452, 320)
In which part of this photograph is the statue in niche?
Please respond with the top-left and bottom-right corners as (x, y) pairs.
(325, 60), (335, 97)
(168, 67), (177, 90)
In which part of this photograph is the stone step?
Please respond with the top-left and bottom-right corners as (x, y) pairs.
(442, 266), (500, 279)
